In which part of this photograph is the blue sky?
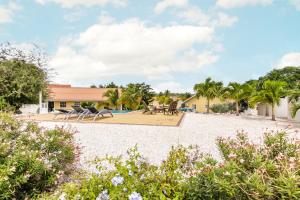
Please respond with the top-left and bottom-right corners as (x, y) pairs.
(1, 0), (300, 92)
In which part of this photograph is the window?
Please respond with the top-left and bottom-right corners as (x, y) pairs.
(60, 102), (66, 108)
(74, 102), (80, 107)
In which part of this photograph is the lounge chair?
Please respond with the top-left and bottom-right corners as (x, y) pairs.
(164, 101), (179, 115)
(87, 107), (113, 121)
(54, 109), (72, 120)
(70, 106), (90, 120)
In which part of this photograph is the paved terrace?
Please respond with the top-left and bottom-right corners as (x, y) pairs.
(40, 113), (300, 167)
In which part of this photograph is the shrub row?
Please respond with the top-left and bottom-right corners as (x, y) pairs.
(47, 131), (299, 200)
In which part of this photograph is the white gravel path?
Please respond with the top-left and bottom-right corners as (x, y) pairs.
(40, 113), (300, 167)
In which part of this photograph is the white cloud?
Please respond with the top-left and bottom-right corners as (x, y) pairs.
(35, 0), (127, 8)
(277, 52), (300, 68)
(290, 0), (300, 11)
(216, 0), (273, 9)
(177, 6), (238, 27)
(153, 81), (192, 93)
(0, 2), (21, 24)
(154, 0), (188, 14)
(50, 18), (218, 84)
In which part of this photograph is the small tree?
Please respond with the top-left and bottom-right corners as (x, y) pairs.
(178, 92), (192, 101)
(157, 90), (173, 106)
(250, 80), (288, 121)
(223, 82), (253, 116)
(103, 89), (119, 109)
(289, 89), (300, 118)
(193, 78), (223, 113)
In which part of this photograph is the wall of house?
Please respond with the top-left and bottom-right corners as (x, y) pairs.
(184, 97), (229, 113)
(53, 101), (99, 110)
(257, 97), (300, 122)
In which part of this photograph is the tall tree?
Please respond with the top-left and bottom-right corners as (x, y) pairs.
(0, 60), (47, 109)
(103, 89), (119, 109)
(193, 78), (223, 113)
(259, 67), (300, 89)
(223, 82), (253, 116)
(250, 80), (288, 121)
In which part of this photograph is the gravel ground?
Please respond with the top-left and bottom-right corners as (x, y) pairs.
(40, 113), (300, 167)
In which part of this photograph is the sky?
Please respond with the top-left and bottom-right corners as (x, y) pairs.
(1, 0), (300, 93)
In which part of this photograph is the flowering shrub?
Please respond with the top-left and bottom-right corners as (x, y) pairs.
(0, 113), (78, 199)
(47, 145), (205, 200)
(186, 131), (300, 199)
(46, 131), (299, 200)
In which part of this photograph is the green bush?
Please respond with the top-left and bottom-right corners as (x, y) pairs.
(0, 113), (78, 199)
(186, 131), (300, 199)
(81, 102), (95, 108)
(45, 146), (206, 200)
(210, 103), (235, 114)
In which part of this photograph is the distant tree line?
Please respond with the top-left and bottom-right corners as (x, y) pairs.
(193, 67), (300, 120)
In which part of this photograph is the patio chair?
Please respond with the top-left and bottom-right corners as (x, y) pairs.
(142, 101), (156, 115)
(163, 101), (179, 115)
(142, 101), (150, 114)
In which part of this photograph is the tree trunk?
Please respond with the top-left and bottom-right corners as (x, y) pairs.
(236, 101), (239, 116)
(271, 104), (276, 121)
(207, 99), (210, 114)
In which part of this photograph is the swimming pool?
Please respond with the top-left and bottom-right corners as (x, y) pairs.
(111, 110), (131, 114)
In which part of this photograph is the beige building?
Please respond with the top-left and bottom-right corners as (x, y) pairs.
(46, 84), (120, 111)
(183, 95), (231, 113)
(257, 97), (300, 122)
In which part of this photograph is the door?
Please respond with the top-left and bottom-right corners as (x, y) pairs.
(48, 102), (54, 112)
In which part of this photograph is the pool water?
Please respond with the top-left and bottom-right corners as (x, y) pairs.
(111, 110), (131, 114)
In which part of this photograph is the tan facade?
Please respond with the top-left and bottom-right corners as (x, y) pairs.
(54, 101), (100, 110)
(184, 96), (230, 113)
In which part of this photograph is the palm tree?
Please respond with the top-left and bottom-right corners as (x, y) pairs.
(289, 89), (300, 118)
(119, 87), (142, 110)
(157, 90), (172, 106)
(250, 80), (287, 121)
(193, 78), (223, 113)
(291, 103), (300, 118)
(103, 89), (119, 109)
(223, 82), (253, 116)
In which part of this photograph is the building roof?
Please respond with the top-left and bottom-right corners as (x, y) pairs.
(47, 84), (118, 102)
(183, 95), (196, 103)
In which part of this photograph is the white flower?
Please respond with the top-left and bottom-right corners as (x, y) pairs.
(239, 159), (245, 163)
(129, 192), (142, 200)
(74, 193), (81, 200)
(58, 192), (66, 200)
(224, 171), (230, 176)
(128, 170), (133, 176)
(96, 190), (110, 200)
(111, 175), (124, 186)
